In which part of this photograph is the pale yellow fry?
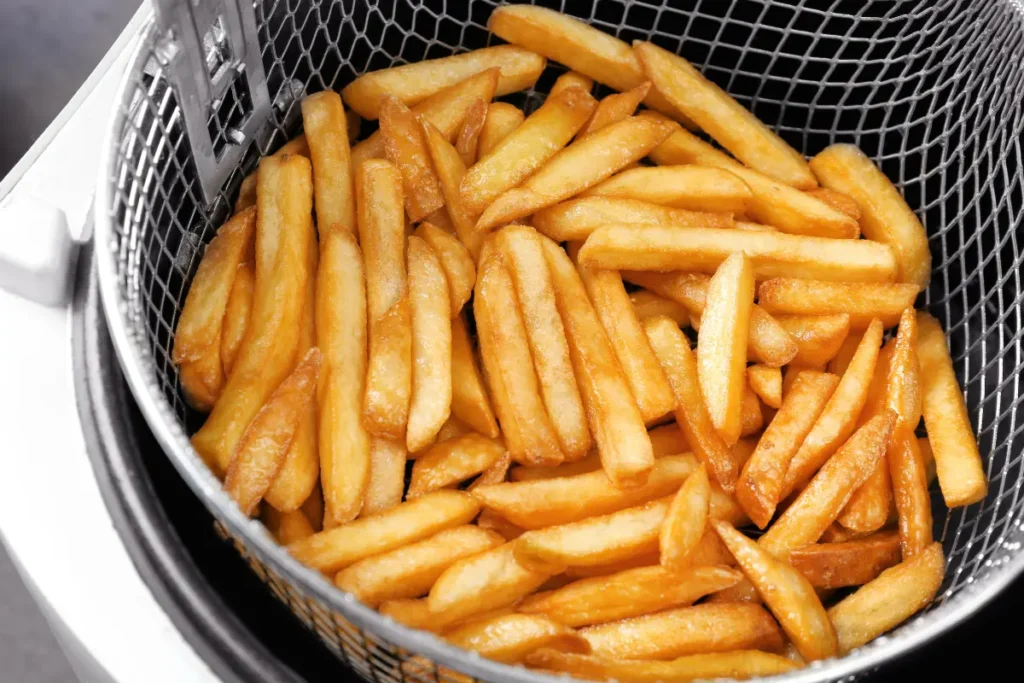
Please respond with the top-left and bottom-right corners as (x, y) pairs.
(788, 530), (902, 589)
(581, 226), (898, 283)
(777, 314), (851, 367)
(584, 165), (752, 214)
(234, 134), (309, 213)
(414, 222), (475, 318)
(262, 507), (315, 545)
(630, 290), (691, 327)
(446, 613), (590, 664)
(450, 314), (499, 438)
(361, 437), (406, 517)
(456, 99), (487, 167)
(634, 41), (816, 189)
(747, 365), (782, 409)
(759, 279), (919, 329)
(550, 71), (596, 95)
(810, 144), (931, 287)
(827, 542), (944, 653)
(534, 195), (734, 242)
(335, 525), (503, 607)
(409, 433), (505, 497)
(301, 91), (355, 235)
(478, 102), (525, 158)
(526, 649), (799, 681)
(421, 120), (486, 259)
(660, 464), (711, 571)
(579, 82), (650, 137)
(342, 45), (544, 119)
(380, 96), (445, 222)
(220, 261), (254, 377)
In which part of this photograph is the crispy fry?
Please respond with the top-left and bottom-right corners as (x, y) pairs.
(534, 195), (734, 242)
(551, 71), (596, 95)
(808, 187), (862, 220)
(456, 99), (487, 167)
(509, 456), (601, 482)
(408, 433), (505, 497)
(361, 436), (406, 517)
(300, 482), (324, 532)
(335, 525), (503, 607)
(660, 464), (711, 571)
(828, 542), (944, 653)
(829, 329), (865, 376)
(470, 451), (512, 490)
(301, 91), (355, 235)
(414, 222), (475, 318)
(180, 338), (224, 412)
(777, 314), (851, 367)
(262, 507), (315, 545)
(579, 82), (650, 137)
(446, 613), (590, 663)
(477, 509), (524, 541)
(478, 102), (525, 158)
(380, 96), (445, 222)
(581, 226), (898, 283)
(810, 144), (931, 287)
(737, 371), (838, 528)
(713, 521), (838, 661)
(747, 365), (782, 409)
(526, 649), (799, 681)
(541, 238), (654, 488)
(789, 531), (902, 589)
(450, 314), (499, 438)
(420, 120), (486, 260)
(235, 135), (310, 213)
(759, 279), (919, 329)
(741, 388), (764, 442)
(520, 564), (740, 628)
(220, 261), (254, 377)
(564, 551), (661, 579)
(342, 45), (544, 119)
(630, 290), (691, 327)
(585, 166), (752, 214)
(476, 116), (676, 231)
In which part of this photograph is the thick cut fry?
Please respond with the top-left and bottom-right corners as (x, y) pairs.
(478, 102), (525, 158)
(777, 314), (851, 367)
(477, 116), (676, 231)
(584, 166), (752, 214)
(713, 521), (838, 661)
(698, 253), (754, 445)
(380, 96), (445, 222)
(361, 438), (406, 517)
(409, 434), (505, 497)
(809, 187), (862, 220)
(456, 99), (487, 167)
(564, 551), (661, 579)
(475, 255), (565, 465)
(420, 121), (486, 260)
(643, 316), (738, 492)
(509, 456), (601, 482)
(301, 483), (324, 532)
(470, 451), (512, 489)
(301, 91), (355, 235)
(526, 649), (799, 681)
(741, 387), (764, 439)
(534, 196), (734, 243)
(288, 490), (480, 573)
(551, 71), (595, 95)
(436, 415), (473, 444)
(580, 226), (898, 283)
(429, 542), (552, 623)
(829, 542), (944, 653)
(789, 531), (902, 589)
(917, 313), (986, 506)
(810, 144), (931, 287)
(520, 564), (740, 628)
(192, 157), (311, 476)
(634, 41), (816, 189)
(660, 464), (711, 571)
(316, 231), (372, 526)
(829, 330), (865, 377)
(477, 509), (524, 541)
(645, 422), (684, 456)
(262, 507), (314, 545)
(580, 603), (784, 660)
(541, 238), (654, 488)
(335, 526), (503, 607)
(888, 310), (923, 431)
(579, 82), (650, 137)
(235, 134), (309, 212)
(783, 320), (884, 498)
(220, 262), (254, 377)
(174, 207), (257, 364)
(630, 290), (691, 327)
(450, 314), (499, 438)
(414, 223), (475, 318)
(501, 227), (591, 459)
(342, 45), (544, 119)
(461, 87), (597, 216)
(889, 432), (932, 558)
(180, 337), (224, 412)
(737, 371), (838, 528)
(759, 411), (896, 559)
(747, 365), (782, 409)
(447, 614), (590, 664)
(759, 279), (919, 329)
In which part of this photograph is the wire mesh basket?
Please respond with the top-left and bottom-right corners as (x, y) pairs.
(95, 0), (1024, 680)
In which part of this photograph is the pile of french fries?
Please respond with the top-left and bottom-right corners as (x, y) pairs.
(171, 5), (989, 681)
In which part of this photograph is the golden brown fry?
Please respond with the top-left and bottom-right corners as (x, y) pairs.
(470, 451), (512, 490)
(526, 648), (799, 681)
(737, 371), (838, 528)
(585, 166), (752, 214)
(713, 521), (838, 661)
(220, 261), (254, 377)
(180, 339), (224, 412)
(660, 464), (711, 571)
(563, 551), (661, 579)
(301, 91), (355, 235)
(829, 329), (865, 376)
(534, 195), (734, 243)
(810, 144), (931, 287)
(361, 437), (406, 517)
(777, 314), (851, 367)
(551, 71), (596, 95)
(808, 187), (862, 220)
(476, 509), (524, 541)
(447, 614), (590, 664)
(342, 45), (544, 119)
(828, 542), (944, 653)
(300, 482), (324, 532)
(630, 290), (691, 327)
(579, 82), (650, 137)
(581, 226), (898, 283)
(335, 525), (503, 607)
(698, 253), (754, 445)
(747, 365), (782, 409)
(456, 99), (487, 167)
(509, 456), (601, 482)
(262, 507), (315, 545)
(740, 386), (764, 437)
(478, 102), (525, 158)
(234, 135), (310, 213)
(917, 312), (987, 506)
(759, 279), (919, 329)
(450, 314), (499, 438)
(420, 120), (486, 260)
(408, 433), (505, 498)
(414, 222), (476, 318)
(380, 96), (445, 222)
(788, 531), (902, 589)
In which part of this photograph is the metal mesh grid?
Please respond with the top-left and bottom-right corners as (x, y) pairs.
(96, 1), (1024, 681)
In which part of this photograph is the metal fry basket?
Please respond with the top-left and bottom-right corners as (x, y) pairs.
(96, 0), (1024, 680)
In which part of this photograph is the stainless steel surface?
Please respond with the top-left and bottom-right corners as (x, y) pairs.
(95, 1), (1024, 681)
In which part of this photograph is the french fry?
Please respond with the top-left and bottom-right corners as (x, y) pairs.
(735, 220), (777, 232)
(541, 238), (655, 488)
(759, 411), (896, 559)
(580, 226), (898, 283)
(446, 614), (590, 663)
(788, 531), (902, 589)
(435, 415), (473, 444)
(777, 314), (851, 367)
(380, 96), (445, 222)
(456, 99), (487, 167)
(634, 41), (816, 189)
(428, 542), (552, 623)
(737, 371), (839, 528)
(301, 91), (355, 235)
(335, 525), (503, 607)
(509, 456), (601, 482)
(579, 82), (650, 137)
(551, 71), (595, 95)
(192, 157), (311, 476)
(381, 599), (515, 634)
(584, 166), (752, 214)
(316, 231), (372, 526)
(809, 187), (862, 220)
(519, 564), (740, 628)
(408, 434), (505, 497)
(810, 144), (931, 287)
(698, 253), (754, 445)
(526, 649), (799, 681)
(301, 482), (324, 532)
(262, 507), (315, 545)
(626, 271), (797, 367)
(827, 542), (944, 653)
(414, 222), (476, 318)
(630, 290), (691, 327)
(501, 227), (591, 459)
(420, 120), (486, 260)
(180, 338), (224, 412)
(470, 451), (512, 490)
(829, 329), (865, 376)
(643, 316), (738, 492)
(660, 464), (711, 570)
(450, 314), (499, 438)
(361, 437), (406, 517)
(564, 551), (661, 579)
(917, 312), (987, 506)
(747, 365), (782, 409)
(461, 86), (597, 216)
(580, 603), (784, 660)
(342, 45), (545, 119)
(712, 521), (838, 661)
(288, 490), (480, 573)
(534, 195), (734, 242)
(478, 102), (525, 158)
(234, 135), (310, 213)
(477, 509), (524, 541)
(220, 262), (254, 377)
(759, 279), (919, 329)
(476, 116), (677, 231)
